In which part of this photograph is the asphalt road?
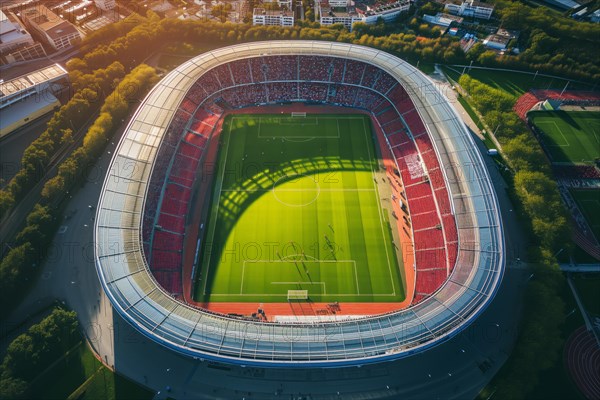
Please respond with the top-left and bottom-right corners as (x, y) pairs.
(0, 113), (53, 188)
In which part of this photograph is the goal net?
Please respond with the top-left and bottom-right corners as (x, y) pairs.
(287, 290), (308, 301)
(291, 112), (307, 117)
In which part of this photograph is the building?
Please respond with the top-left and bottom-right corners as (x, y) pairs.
(20, 5), (83, 50)
(0, 10), (34, 52)
(262, 0), (294, 9)
(1, 42), (46, 65)
(318, 2), (363, 30)
(252, 8), (294, 26)
(542, 0), (578, 10)
(444, 0), (494, 19)
(94, 0), (116, 10)
(0, 64), (68, 138)
(327, 0), (350, 7)
(422, 12), (463, 27)
(319, 0), (411, 30)
(360, 0), (412, 23)
(0, 10), (46, 65)
(482, 33), (510, 50)
(496, 28), (519, 40)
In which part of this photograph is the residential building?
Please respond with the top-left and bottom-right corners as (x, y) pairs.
(318, 2), (363, 30)
(360, 0), (411, 23)
(444, 0), (494, 20)
(319, 0), (411, 30)
(252, 8), (294, 26)
(20, 5), (83, 50)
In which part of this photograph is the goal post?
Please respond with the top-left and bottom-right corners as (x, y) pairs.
(291, 112), (307, 117)
(287, 290), (308, 301)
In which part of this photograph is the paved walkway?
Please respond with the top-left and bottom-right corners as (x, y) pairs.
(431, 65), (484, 140)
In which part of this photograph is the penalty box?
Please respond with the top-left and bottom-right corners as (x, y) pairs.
(236, 259), (360, 297)
(255, 116), (342, 139)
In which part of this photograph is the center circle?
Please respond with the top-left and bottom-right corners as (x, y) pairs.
(272, 173), (320, 207)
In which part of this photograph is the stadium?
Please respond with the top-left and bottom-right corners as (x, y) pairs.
(94, 41), (505, 367)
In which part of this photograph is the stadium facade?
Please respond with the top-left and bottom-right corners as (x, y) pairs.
(94, 41), (505, 367)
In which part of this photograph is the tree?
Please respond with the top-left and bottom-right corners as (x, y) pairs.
(211, 4), (232, 23)
(0, 376), (27, 399)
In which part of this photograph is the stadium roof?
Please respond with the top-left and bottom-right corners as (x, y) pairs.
(94, 41), (505, 367)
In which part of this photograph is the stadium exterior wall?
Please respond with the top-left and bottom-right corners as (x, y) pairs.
(94, 41), (505, 367)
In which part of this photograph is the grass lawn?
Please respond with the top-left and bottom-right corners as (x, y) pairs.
(442, 66), (587, 98)
(29, 342), (152, 400)
(529, 111), (600, 163)
(570, 188), (600, 240)
(194, 114), (404, 303)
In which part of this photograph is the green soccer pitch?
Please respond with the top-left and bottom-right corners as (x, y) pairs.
(528, 111), (600, 164)
(193, 114), (405, 303)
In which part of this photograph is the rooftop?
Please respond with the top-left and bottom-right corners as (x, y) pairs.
(0, 64), (67, 99)
(21, 4), (80, 39)
(253, 8), (294, 16)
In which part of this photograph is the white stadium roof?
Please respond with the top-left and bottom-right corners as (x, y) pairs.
(94, 41), (505, 367)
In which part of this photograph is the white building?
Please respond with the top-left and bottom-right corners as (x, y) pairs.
(444, 0), (494, 20)
(482, 34), (509, 50)
(20, 5), (83, 50)
(360, 0), (411, 23)
(318, 2), (363, 31)
(253, 8), (294, 27)
(328, 0), (351, 7)
(422, 12), (463, 27)
(94, 0), (116, 10)
(319, 0), (411, 30)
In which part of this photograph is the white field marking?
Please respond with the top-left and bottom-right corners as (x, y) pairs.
(277, 117), (318, 125)
(230, 259), (361, 296)
(271, 281), (327, 295)
(254, 115), (364, 139)
(361, 117), (396, 296)
(202, 120), (233, 296)
(538, 120), (570, 147)
(588, 121), (600, 144)
(207, 116), (397, 298)
(271, 173), (321, 207)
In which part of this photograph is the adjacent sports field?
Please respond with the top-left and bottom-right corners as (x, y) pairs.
(570, 189), (600, 240)
(194, 114), (404, 303)
(529, 111), (600, 163)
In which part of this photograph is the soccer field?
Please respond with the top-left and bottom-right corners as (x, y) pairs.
(529, 111), (600, 163)
(194, 114), (405, 303)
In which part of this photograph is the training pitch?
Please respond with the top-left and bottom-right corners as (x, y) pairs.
(529, 111), (600, 164)
(194, 114), (405, 303)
